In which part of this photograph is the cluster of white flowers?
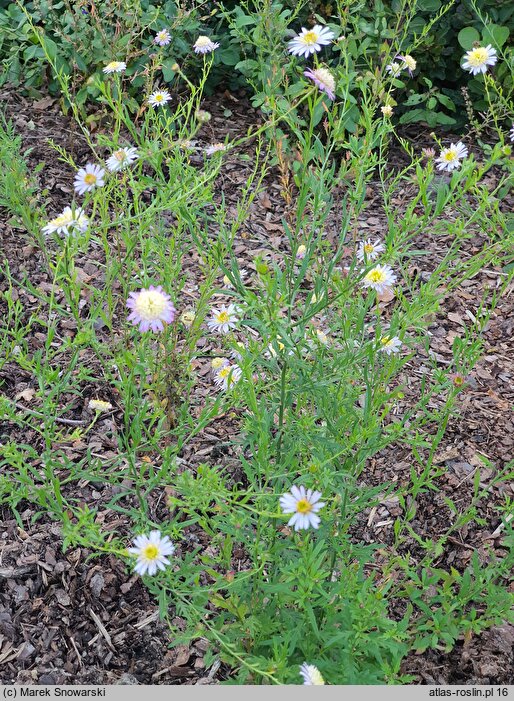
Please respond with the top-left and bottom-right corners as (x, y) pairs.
(212, 358), (242, 391)
(42, 143), (139, 238)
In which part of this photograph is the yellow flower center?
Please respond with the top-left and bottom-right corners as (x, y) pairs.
(53, 213), (73, 227)
(368, 270), (386, 283)
(381, 336), (391, 346)
(107, 62), (119, 70)
(212, 357), (226, 370)
(468, 47), (489, 66)
(218, 367), (231, 379)
(134, 290), (168, 320)
(155, 93), (164, 102)
(196, 36), (211, 47)
(142, 544), (159, 560)
(296, 498), (313, 514)
(443, 149), (457, 162)
(84, 173), (97, 185)
(364, 243), (374, 254)
(216, 311), (229, 323)
(114, 149), (126, 162)
(303, 31), (319, 44)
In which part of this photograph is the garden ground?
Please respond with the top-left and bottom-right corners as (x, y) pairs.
(0, 86), (513, 684)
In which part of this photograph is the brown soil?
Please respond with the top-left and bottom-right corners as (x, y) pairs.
(0, 87), (513, 685)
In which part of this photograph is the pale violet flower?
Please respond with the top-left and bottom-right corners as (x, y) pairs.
(42, 207), (89, 237)
(106, 146), (139, 172)
(205, 143), (228, 156)
(147, 89), (172, 107)
(126, 286), (176, 332)
(296, 244), (307, 259)
(462, 45), (497, 75)
(287, 25), (335, 58)
(435, 142), (468, 171)
(299, 663), (325, 685)
(74, 163), (105, 196)
(103, 61), (126, 74)
(357, 238), (384, 262)
(128, 531), (175, 576)
(361, 264), (397, 295)
(194, 36), (220, 54)
(279, 485), (325, 531)
(303, 67), (336, 100)
(207, 304), (240, 334)
(154, 29), (171, 47)
(396, 54), (416, 75)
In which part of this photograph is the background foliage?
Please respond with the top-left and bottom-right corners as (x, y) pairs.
(0, 0), (513, 128)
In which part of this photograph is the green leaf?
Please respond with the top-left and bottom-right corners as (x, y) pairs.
(482, 24), (510, 48)
(458, 27), (480, 50)
(416, 0), (441, 10)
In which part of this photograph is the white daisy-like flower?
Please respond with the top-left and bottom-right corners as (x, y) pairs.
(287, 25), (335, 58)
(147, 89), (172, 107)
(74, 163), (105, 196)
(510, 124), (514, 142)
(214, 362), (242, 391)
(386, 62), (402, 77)
(41, 206), (89, 237)
(207, 304), (240, 334)
(396, 53), (416, 75)
(280, 485), (325, 531)
(193, 36), (220, 54)
(435, 142), (468, 171)
(205, 142), (228, 156)
(303, 67), (336, 100)
(462, 44), (497, 75)
(88, 399), (113, 412)
(299, 663), (325, 685)
(357, 238), (385, 262)
(106, 146), (139, 172)
(154, 29), (171, 47)
(379, 335), (402, 355)
(103, 61), (126, 74)
(128, 530), (175, 576)
(362, 264), (397, 295)
(381, 104), (393, 117)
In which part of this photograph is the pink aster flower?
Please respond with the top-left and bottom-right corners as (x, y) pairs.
(126, 285), (176, 332)
(303, 67), (336, 100)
